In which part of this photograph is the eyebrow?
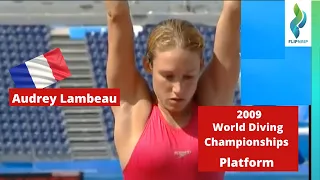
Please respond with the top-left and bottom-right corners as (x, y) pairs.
(159, 70), (197, 74)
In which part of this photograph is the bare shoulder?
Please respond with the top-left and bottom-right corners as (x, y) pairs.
(196, 75), (235, 106)
(111, 80), (153, 139)
(111, 82), (153, 169)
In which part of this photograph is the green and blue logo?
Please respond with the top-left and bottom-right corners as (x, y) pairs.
(290, 3), (307, 39)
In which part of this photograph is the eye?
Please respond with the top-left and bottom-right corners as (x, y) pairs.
(165, 75), (174, 81)
(184, 75), (194, 80)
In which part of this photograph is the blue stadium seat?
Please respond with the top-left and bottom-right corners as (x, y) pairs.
(0, 25), (70, 160)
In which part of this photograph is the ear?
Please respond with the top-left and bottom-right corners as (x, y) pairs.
(143, 56), (152, 74)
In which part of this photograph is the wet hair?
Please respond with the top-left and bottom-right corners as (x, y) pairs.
(145, 19), (204, 64)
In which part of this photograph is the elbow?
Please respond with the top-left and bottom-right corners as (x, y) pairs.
(106, 1), (130, 18)
(222, 2), (240, 24)
(107, 8), (130, 22)
(223, 2), (241, 13)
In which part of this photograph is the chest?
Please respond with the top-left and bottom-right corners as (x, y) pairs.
(134, 126), (199, 173)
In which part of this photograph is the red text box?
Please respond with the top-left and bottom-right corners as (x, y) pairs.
(198, 106), (298, 172)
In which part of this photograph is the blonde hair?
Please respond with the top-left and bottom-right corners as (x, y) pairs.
(145, 19), (204, 64)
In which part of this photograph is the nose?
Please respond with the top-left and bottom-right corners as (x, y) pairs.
(172, 82), (182, 94)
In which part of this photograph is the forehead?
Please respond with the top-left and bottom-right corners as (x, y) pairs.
(153, 48), (201, 71)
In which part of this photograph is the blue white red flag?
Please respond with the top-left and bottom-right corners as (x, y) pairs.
(9, 48), (71, 88)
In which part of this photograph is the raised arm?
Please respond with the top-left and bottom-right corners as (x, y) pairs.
(197, 1), (240, 105)
(105, 1), (150, 113)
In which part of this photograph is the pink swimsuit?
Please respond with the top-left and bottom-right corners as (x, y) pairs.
(123, 104), (225, 180)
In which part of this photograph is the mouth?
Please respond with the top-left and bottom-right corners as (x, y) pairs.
(169, 98), (184, 102)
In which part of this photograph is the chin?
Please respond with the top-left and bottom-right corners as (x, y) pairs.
(166, 103), (187, 113)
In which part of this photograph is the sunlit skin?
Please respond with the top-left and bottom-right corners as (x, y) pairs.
(145, 48), (203, 114)
(105, 1), (240, 173)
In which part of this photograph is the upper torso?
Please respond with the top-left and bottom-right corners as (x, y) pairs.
(120, 104), (225, 180)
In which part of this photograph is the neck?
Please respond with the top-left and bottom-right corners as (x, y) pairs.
(158, 102), (194, 128)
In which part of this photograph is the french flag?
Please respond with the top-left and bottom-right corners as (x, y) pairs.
(9, 48), (71, 89)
